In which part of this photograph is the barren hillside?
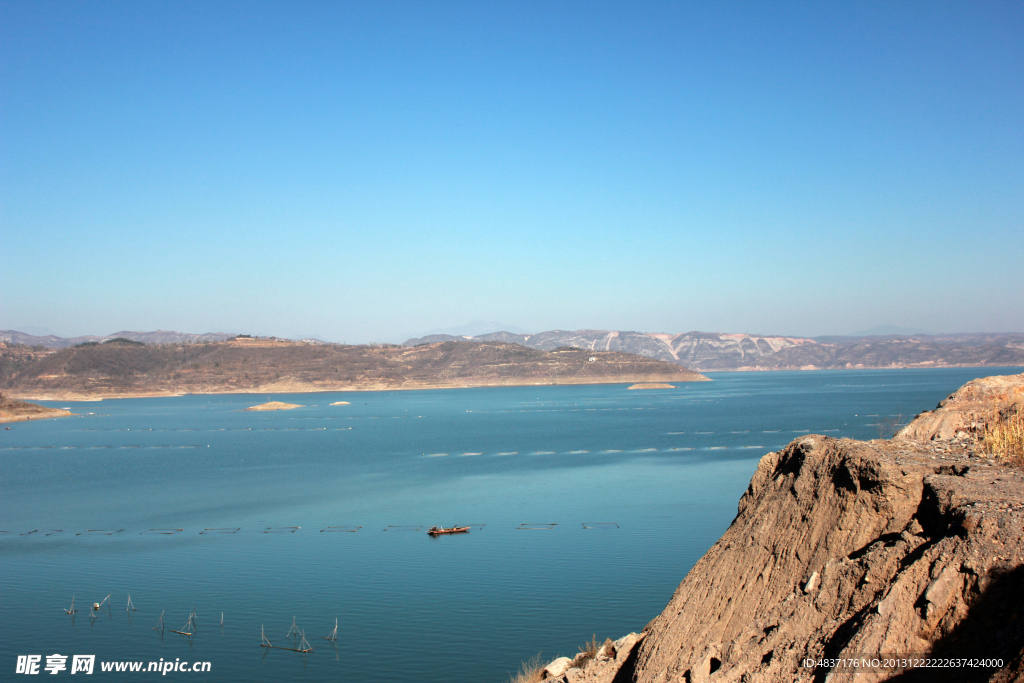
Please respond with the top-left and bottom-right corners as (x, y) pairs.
(0, 339), (707, 400)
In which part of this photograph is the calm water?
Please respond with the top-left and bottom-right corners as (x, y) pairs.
(2, 368), (1020, 681)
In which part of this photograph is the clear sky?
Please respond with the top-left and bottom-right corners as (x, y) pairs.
(2, 1), (1022, 342)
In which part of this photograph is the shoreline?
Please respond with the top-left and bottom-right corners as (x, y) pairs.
(11, 365), (1024, 403)
(7, 374), (707, 402)
(0, 402), (74, 424)
(704, 361), (1024, 372)
(0, 411), (73, 424)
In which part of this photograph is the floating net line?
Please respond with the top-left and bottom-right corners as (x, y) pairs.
(5, 522), (635, 535)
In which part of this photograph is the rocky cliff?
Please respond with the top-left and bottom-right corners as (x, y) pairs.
(535, 373), (1024, 683)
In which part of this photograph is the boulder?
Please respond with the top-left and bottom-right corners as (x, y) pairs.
(542, 657), (573, 679)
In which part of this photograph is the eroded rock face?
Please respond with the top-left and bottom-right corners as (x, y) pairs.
(896, 372), (1024, 443)
(631, 436), (1024, 683)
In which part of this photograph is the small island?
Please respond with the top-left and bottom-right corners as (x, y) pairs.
(246, 401), (303, 411)
(628, 383), (676, 390)
(0, 395), (73, 423)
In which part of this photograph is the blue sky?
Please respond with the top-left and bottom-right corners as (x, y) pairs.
(2, 1), (1021, 342)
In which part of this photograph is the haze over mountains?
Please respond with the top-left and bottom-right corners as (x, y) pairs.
(1, 329), (237, 348)
(5, 327), (1023, 373)
(403, 329), (1024, 372)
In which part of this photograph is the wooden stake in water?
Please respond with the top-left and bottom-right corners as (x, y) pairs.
(277, 630), (313, 653)
(220, 612), (224, 627)
(64, 595), (77, 614)
(286, 616), (300, 639)
(152, 611), (164, 631)
(126, 595), (137, 612)
(323, 618), (338, 641)
(260, 625), (273, 649)
(94, 594), (110, 611)
(170, 612), (195, 637)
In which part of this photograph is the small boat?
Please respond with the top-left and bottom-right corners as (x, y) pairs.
(426, 526), (470, 535)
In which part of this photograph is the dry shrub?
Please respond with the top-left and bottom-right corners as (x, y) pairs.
(509, 653), (544, 683)
(984, 405), (1024, 466)
(574, 634), (600, 667)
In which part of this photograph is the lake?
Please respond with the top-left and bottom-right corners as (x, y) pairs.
(2, 367), (1020, 681)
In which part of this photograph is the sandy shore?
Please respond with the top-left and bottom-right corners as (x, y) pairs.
(9, 374), (708, 402)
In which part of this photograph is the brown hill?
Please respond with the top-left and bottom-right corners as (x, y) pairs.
(0, 340), (707, 400)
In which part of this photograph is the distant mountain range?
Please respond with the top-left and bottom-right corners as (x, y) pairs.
(5, 328), (1023, 372)
(403, 330), (1024, 371)
(0, 330), (235, 348)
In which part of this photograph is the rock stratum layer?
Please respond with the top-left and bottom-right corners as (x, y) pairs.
(405, 330), (1024, 372)
(538, 373), (1024, 683)
(0, 340), (706, 400)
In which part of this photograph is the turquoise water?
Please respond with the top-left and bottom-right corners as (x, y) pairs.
(2, 368), (1020, 681)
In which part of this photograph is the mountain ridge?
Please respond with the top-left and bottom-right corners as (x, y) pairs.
(6, 328), (1023, 372)
(404, 329), (1024, 371)
(0, 339), (706, 400)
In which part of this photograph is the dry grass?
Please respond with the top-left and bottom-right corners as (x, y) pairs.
(573, 634), (601, 667)
(509, 653), (544, 683)
(984, 405), (1024, 466)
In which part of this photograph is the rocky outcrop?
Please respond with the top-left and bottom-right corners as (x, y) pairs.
(897, 373), (1024, 443)
(631, 433), (1024, 682)
(538, 633), (646, 683)
(533, 373), (1024, 683)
